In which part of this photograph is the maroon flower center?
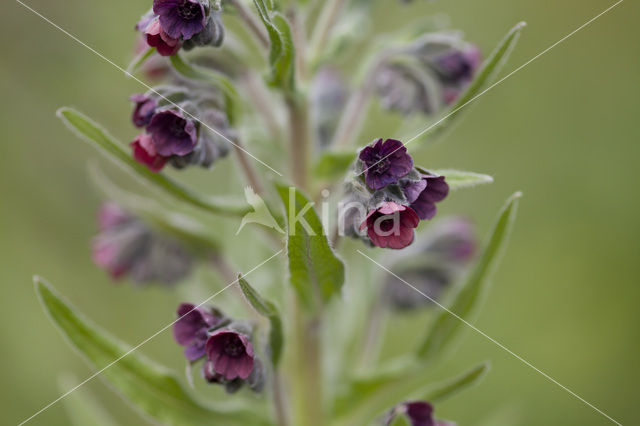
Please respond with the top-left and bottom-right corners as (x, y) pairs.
(177, 1), (201, 20)
(223, 335), (245, 357)
(168, 116), (189, 138)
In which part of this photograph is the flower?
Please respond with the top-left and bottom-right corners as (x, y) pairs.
(130, 94), (158, 127)
(384, 401), (455, 426)
(153, 0), (207, 41)
(202, 357), (264, 393)
(182, 13), (225, 50)
(173, 303), (222, 361)
(431, 45), (481, 104)
(92, 203), (194, 284)
(131, 133), (169, 172)
(147, 109), (198, 156)
(360, 201), (419, 249)
(205, 329), (255, 380)
(359, 138), (413, 190)
(144, 17), (182, 57)
(402, 172), (449, 220)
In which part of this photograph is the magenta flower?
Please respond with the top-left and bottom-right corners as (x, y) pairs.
(360, 201), (419, 249)
(173, 303), (222, 361)
(147, 109), (198, 157)
(433, 45), (481, 105)
(131, 133), (168, 172)
(402, 172), (449, 220)
(144, 17), (182, 57)
(384, 401), (455, 426)
(130, 94), (157, 128)
(205, 330), (255, 380)
(153, 0), (207, 41)
(359, 138), (413, 190)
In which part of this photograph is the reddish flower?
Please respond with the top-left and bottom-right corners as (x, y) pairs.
(360, 201), (419, 249)
(205, 330), (255, 380)
(131, 133), (168, 172)
(153, 0), (207, 40)
(173, 303), (222, 361)
(144, 17), (182, 57)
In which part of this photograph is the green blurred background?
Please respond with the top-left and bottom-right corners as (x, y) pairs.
(2, 0), (639, 425)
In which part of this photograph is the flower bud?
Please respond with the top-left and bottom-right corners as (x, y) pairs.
(182, 12), (225, 50)
(383, 401), (455, 426)
(376, 32), (481, 115)
(384, 217), (476, 310)
(92, 203), (194, 285)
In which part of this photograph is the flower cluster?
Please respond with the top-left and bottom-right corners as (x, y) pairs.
(343, 138), (449, 249)
(384, 401), (454, 426)
(136, 0), (224, 57)
(376, 32), (481, 115)
(129, 87), (232, 172)
(384, 217), (476, 310)
(92, 203), (194, 284)
(173, 303), (264, 393)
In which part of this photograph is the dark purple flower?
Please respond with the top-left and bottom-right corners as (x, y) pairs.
(384, 401), (455, 426)
(433, 45), (482, 87)
(402, 172), (449, 220)
(359, 138), (413, 190)
(144, 17), (182, 57)
(147, 109), (198, 156)
(130, 94), (158, 127)
(173, 303), (221, 361)
(202, 357), (264, 393)
(131, 133), (168, 172)
(360, 201), (419, 249)
(153, 0), (207, 41)
(205, 330), (254, 380)
(92, 203), (194, 284)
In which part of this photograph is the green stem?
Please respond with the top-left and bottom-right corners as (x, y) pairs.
(286, 94), (310, 190)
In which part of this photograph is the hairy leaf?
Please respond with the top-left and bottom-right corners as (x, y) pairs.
(417, 192), (521, 360)
(57, 107), (250, 217)
(276, 184), (344, 310)
(333, 362), (489, 426)
(252, 0), (296, 91)
(434, 169), (494, 190)
(238, 275), (284, 366)
(35, 277), (259, 426)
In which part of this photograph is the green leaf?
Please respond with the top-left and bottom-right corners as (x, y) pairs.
(238, 275), (284, 366)
(417, 192), (522, 361)
(312, 151), (356, 181)
(276, 184), (345, 310)
(433, 169), (494, 190)
(57, 107), (250, 217)
(59, 373), (118, 426)
(35, 277), (260, 426)
(419, 362), (490, 402)
(252, 0), (296, 91)
(126, 47), (156, 75)
(417, 22), (526, 144)
(333, 362), (489, 426)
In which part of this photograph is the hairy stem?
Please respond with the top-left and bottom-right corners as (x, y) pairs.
(241, 71), (284, 142)
(272, 371), (291, 426)
(229, 0), (269, 49)
(308, 0), (347, 63)
(231, 138), (265, 195)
